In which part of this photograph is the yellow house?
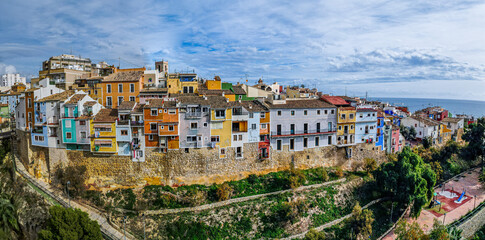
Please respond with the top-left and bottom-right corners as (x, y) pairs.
(206, 76), (222, 89)
(90, 108), (118, 154)
(336, 106), (356, 145)
(167, 73), (199, 94)
(209, 97), (233, 158)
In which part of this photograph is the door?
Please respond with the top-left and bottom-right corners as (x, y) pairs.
(328, 122), (332, 131)
(277, 125), (281, 135)
(304, 123), (308, 134)
(344, 125), (348, 134)
(316, 123), (320, 133)
(290, 124), (295, 134)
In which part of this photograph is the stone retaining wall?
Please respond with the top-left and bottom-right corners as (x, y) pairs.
(16, 130), (386, 187)
(457, 205), (485, 238)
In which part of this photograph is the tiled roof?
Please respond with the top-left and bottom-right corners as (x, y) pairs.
(410, 116), (440, 126)
(144, 99), (177, 108)
(93, 108), (118, 122)
(357, 108), (377, 112)
(25, 88), (40, 92)
(265, 99), (336, 109)
(83, 101), (98, 107)
(198, 83), (233, 95)
(240, 100), (268, 112)
(231, 85), (246, 95)
(102, 71), (143, 82)
(140, 88), (168, 93)
(37, 90), (74, 102)
(340, 106), (356, 111)
(177, 95), (233, 109)
(0, 104), (8, 107)
(442, 117), (462, 123)
(320, 96), (349, 106)
(132, 103), (145, 113)
(118, 101), (137, 110)
(65, 94), (87, 104)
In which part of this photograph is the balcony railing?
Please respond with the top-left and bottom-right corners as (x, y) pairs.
(131, 120), (144, 126)
(117, 120), (130, 125)
(271, 128), (336, 137)
(186, 112), (202, 118)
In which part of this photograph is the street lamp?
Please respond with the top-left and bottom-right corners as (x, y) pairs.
(66, 181), (71, 208)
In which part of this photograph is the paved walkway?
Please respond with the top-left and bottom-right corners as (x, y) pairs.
(382, 168), (485, 239)
(125, 178), (348, 215)
(13, 155), (134, 240)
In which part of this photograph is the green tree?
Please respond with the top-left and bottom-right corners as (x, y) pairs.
(429, 161), (443, 182)
(461, 118), (485, 169)
(428, 219), (449, 240)
(0, 198), (18, 238)
(364, 158), (377, 175)
(304, 228), (325, 240)
(395, 220), (428, 240)
(216, 183), (232, 201)
(423, 137), (433, 149)
(38, 206), (102, 240)
(348, 202), (374, 239)
(55, 166), (88, 197)
(409, 126), (417, 140)
(374, 147), (437, 217)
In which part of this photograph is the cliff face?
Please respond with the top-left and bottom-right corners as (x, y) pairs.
(15, 130), (385, 188)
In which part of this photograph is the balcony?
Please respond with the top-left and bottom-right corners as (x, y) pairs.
(117, 120), (130, 126)
(271, 128), (336, 137)
(186, 111), (202, 118)
(131, 120), (144, 126)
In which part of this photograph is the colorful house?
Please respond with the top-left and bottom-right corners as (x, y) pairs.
(209, 96), (234, 158)
(167, 73), (198, 94)
(143, 99), (180, 152)
(321, 96), (356, 148)
(90, 108), (118, 154)
(240, 100), (270, 159)
(355, 108), (378, 144)
(177, 96), (212, 149)
(375, 111), (385, 151)
(100, 70), (144, 108)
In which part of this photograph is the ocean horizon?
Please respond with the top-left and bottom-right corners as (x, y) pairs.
(369, 97), (485, 118)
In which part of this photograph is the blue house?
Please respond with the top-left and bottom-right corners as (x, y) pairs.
(375, 111), (385, 151)
(31, 101), (48, 147)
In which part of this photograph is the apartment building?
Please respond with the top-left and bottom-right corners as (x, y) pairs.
(100, 70), (144, 108)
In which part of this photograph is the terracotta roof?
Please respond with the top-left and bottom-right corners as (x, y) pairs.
(25, 88), (40, 92)
(0, 104), (8, 107)
(265, 99), (335, 109)
(410, 116), (440, 126)
(198, 83), (233, 95)
(144, 99), (177, 108)
(118, 101), (137, 110)
(140, 88), (168, 93)
(442, 117), (462, 123)
(102, 71), (143, 82)
(76, 115), (92, 120)
(340, 106), (356, 111)
(132, 103), (145, 113)
(93, 108), (118, 122)
(240, 100), (268, 112)
(357, 108), (377, 112)
(37, 90), (74, 102)
(231, 85), (246, 95)
(83, 101), (98, 107)
(320, 96), (349, 106)
(65, 94), (87, 104)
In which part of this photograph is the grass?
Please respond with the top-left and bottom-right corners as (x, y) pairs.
(426, 203), (447, 216)
(25, 180), (61, 206)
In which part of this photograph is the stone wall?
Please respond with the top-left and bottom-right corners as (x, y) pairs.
(16, 130), (386, 187)
(457, 205), (485, 238)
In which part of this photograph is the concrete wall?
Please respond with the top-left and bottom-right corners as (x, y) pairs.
(458, 205), (485, 238)
(16, 130), (386, 188)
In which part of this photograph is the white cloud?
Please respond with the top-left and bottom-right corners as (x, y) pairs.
(0, 63), (17, 75)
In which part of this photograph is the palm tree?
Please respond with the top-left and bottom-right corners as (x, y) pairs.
(0, 197), (18, 237)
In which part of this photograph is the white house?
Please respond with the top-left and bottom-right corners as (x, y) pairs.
(401, 116), (440, 141)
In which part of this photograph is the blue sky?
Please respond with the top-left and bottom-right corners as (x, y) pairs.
(1, 0), (485, 100)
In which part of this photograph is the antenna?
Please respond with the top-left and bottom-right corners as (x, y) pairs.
(118, 57), (120, 69)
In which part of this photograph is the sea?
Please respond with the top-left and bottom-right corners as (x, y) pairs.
(369, 97), (485, 118)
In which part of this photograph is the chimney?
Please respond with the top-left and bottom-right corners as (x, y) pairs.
(226, 98), (229, 103)
(222, 92), (225, 97)
(203, 95), (207, 100)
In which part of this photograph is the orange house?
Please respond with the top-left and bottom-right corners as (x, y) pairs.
(143, 99), (179, 151)
(100, 70), (144, 109)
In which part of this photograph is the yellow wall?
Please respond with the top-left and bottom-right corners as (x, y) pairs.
(337, 108), (356, 124)
(337, 123), (355, 135)
(210, 108), (232, 149)
(206, 79), (221, 90)
(167, 77), (199, 94)
(90, 121), (117, 153)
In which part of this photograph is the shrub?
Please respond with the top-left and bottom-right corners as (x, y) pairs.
(319, 168), (329, 182)
(55, 165), (88, 197)
(364, 158), (377, 175)
(335, 167), (344, 178)
(304, 228), (326, 240)
(216, 183), (232, 201)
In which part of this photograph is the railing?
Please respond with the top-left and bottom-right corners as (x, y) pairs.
(271, 128), (336, 136)
(131, 120), (144, 126)
(186, 112), (202, 118)
(117, 120), (130, 125)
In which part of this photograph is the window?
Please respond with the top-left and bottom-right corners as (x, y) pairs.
(317, 110), (321, 115)
(249, 113), (254, 118)
(129, 96), (135, 102)
(190, 122), (198, 129)
(118, 96), (124, 106)
(150, 123), (157, 130)
(203, 122), (208, 127)
(118, 84), (123, 93)
(251, 124), (257, 130)
(239, 135), (242, 141)
(260, 112), (265, 118)
(236, 147), (242, 158)
(304, 110), (308, 115)
(65, 120), (71, 128)
(328, 136), (332, 145)
(303, 138), (308, 148)
(338, 125), (342, 130)
(95, 90), (98, 95)
(168, 109), (176, 114)
(187, 136), (197, 142)
(316, 123), (320, 132)
(215, 110), (225, 118)
(148, 135), (154, 141)
(277, 111), (282, 116)
(106, 96), (112, 107)
(66, 132), (72, 139)
(261, 124), (267, 129)
(211, 136), (220, 142)
(233, 135), (238, 141)
(291, 110), (295, 116)
(331, 110), (335, 114)
(149, 78), (152, 82)
(80, 132), (86, 138)
(202, 107), (208, 112)
(324, 110), (328, 114)
(28, 98), (32, 108)
(351, 125), (354, 129)
(28, 112), (32, 121)
(289, 139), (295, 150)
(341, 114), (346, 119)
(130, 84), (135, 93)
(121, 130), (128, 136)
(79, 120), (86, 125)
(315, 137), (320, 146)
(169, 125), (174, 131)
(107, 84), (111, 93)
(349, 114), (354, 119)
(277, 140), (282, 150)
(220, 148), (226, 155)
(151, 109), (158, 116)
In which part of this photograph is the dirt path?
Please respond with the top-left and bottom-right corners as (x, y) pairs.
(382, 168), (485, 240)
